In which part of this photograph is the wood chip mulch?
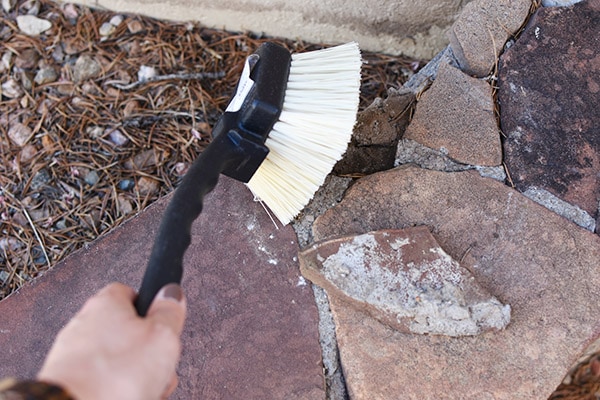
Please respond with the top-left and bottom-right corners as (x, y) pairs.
(0, 0), (423, 300)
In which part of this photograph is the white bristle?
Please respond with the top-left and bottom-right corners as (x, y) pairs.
(246, 42), (362, 225)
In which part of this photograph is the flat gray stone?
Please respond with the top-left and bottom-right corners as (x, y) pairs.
(0, 177), (324, 400)
(403, 62), (502, 167)
(313, 165), (600, 399)
(448, 0), (531, 77)
(300, 227), (510, 337)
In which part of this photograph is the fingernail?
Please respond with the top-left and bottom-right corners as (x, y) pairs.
(157, 283), (183, 303)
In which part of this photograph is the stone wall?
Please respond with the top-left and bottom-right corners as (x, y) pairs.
(67, 0), (473, 59)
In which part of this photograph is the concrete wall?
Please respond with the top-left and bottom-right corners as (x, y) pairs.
(72, 0), (473, 59)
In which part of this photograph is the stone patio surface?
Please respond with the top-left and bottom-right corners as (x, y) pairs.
(1, 0), (599, 399)
(0, 177), (324, 399)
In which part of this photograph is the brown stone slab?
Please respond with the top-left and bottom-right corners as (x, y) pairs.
(313, 165), (600, 399)
(499, 0), (600, 218)
(0, 176), (324, 400)
(403, 62), (502, 167)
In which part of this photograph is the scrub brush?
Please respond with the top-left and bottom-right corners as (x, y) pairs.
(135, 41), (362, 316)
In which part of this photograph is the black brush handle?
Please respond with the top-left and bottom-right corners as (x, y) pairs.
(135, 42), (289, 316)
(135, 132), (244, 316)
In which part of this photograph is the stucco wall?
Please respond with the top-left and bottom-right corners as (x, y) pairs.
(71, 0), (473, 59)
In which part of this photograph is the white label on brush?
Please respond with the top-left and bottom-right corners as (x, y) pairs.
(226, 56), (256, 113)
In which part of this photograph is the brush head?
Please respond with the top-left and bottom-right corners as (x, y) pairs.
(247, 42), (362, 225)
(212, 43), (292, 182)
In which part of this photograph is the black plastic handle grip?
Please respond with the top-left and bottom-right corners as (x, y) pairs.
(135, 132), (241, 316)
(134, 42), (291, 316)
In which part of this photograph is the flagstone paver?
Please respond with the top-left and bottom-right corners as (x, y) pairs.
(0, 177), (324, 400)
(310, 165), (600, 399)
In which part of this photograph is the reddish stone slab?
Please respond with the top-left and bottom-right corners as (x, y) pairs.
(0, 176), (324, 400)
(499, 0), (600, 218)
(313, 166), (600, 399)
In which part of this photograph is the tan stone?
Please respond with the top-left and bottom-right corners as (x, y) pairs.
(448, 0), (531, 77)
(313, 165), (600, 399)
(403, 62), (502, 167)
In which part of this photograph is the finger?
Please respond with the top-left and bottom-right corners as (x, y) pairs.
(146, 283), (187, 336)
(161, 374), (179, 399)
(97, 282), (137, 303)
(78, 283), (137, 317)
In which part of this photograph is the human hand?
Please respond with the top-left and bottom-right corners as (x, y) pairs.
(37, 282), (187, 400)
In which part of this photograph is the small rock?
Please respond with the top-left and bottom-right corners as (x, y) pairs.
(0, 237), (21, 251)
(16, 15), (52, 36)
(117, 194), (133, 215)
(2, 78), (23, 98)
(127, 19), (143, 34)
(125, 149), (157, 170)
(55, 219), (67, 230)
(28, 206), (48, 222)
(14, 48), (39, 69)
(62, 39), (86, 55)
(41, 134), (54, 152)
(107, 128), (128, 147)
(54, 81), (74, 96)
(85, 126), (104, 139)
(83, 170), (100, 186)
(80, 209), (101, 230)
(0, 271), (9, 284)
(105, 87), (121, 98)
(20, 144), (38, 162)
(61, 3), (78, 20)
(0, 52), (12, 73)
(23, 0), (40, 16)
(137, 65), (157, 82)
(300, 227), (511, 337)
(98, 22), (115, 37)
(174, 162), (188, 176)
(30, 168), (50, 190)
(136, 176), (159, 196)
(51, 45), (64, 63)
(122, 100), (139, 117)
(8, 122), (32, 147)
(109, 15), (123, 26)
(117, 179), (134, 191)
(2, 0), (13, 13)
(73, 55), (101, 82)
(34, 65), (58, 85)
(20, 71), (33, 90)
(194, 121), (212, 137)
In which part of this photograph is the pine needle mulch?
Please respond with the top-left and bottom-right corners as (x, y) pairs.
(0, 0), (422, 300)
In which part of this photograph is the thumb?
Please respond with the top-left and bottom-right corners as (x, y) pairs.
(146, 283), (187, 336)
